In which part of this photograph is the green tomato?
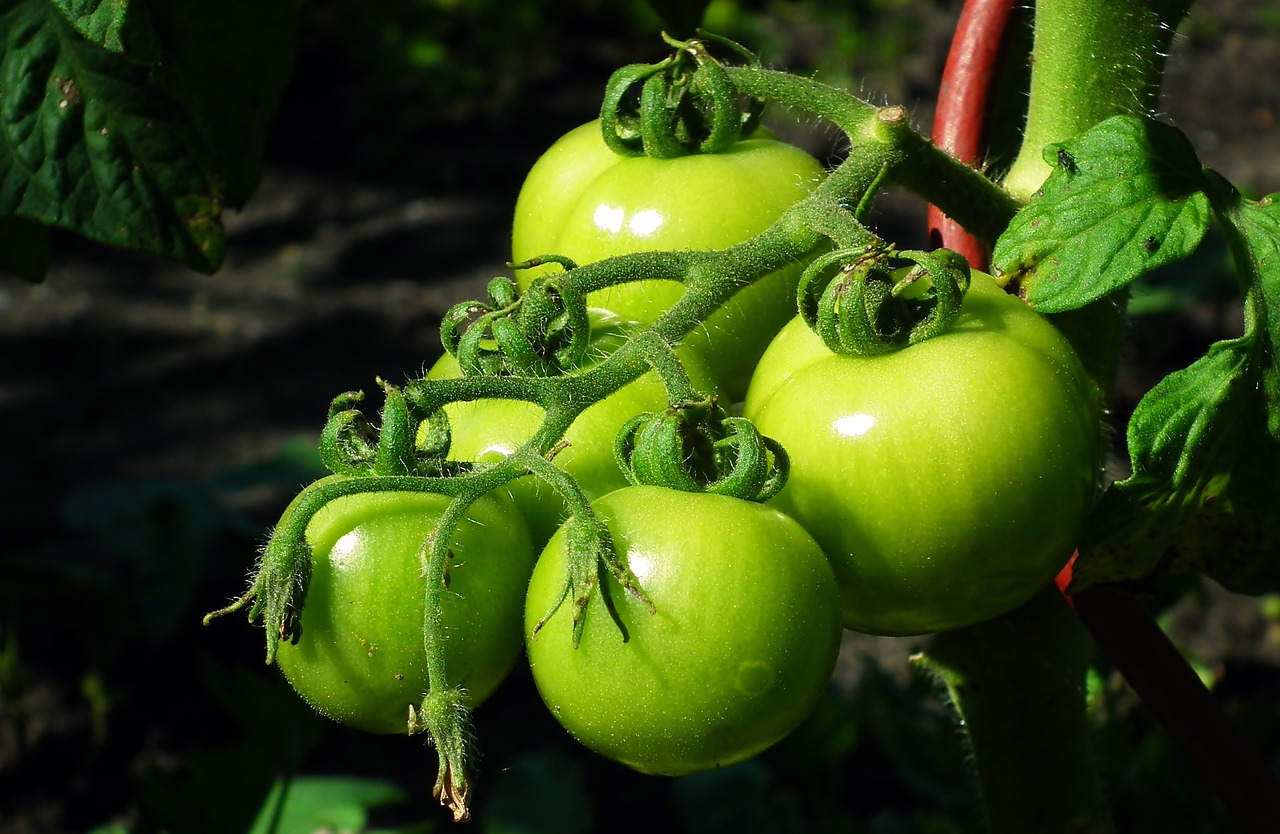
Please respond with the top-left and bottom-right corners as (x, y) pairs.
(745, 272), (1101, 636)
(426, 312), (723, 547)
(275, 478), (535, 734)
(740, 300), (833, 418)
(524, 485), (842, 776)
(512, 120), (826, 399)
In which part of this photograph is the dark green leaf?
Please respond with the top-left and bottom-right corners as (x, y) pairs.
(992, 115), (1211, 314)
(1074, 181), (1280, 594)
(1216, 179), (1280, 437)
(49, 0), (158, 60)
(0, 1), (225, 271)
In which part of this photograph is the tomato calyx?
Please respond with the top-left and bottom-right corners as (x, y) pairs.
(440, 273), (597, 377)
(528, 504), (654, 650)
(202, 525), (312, 657)
(614, 397), (789, 502)
(409, 685), (474, 822)
(600, 31), (764, 159)
(320, 380), (459, 477)
(798, 245), (973, 356)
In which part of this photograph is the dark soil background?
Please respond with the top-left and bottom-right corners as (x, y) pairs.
(2, 2), (1279, 833)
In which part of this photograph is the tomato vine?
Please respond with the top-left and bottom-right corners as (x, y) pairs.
(193, 2), (1280, 828)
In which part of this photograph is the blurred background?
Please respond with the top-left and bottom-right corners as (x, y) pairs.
(2, 0), (1279, 832)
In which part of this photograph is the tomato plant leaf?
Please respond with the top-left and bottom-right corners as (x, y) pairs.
(0, 0), (298, 277)
(0, 0), (224, 272)
(246, 776), (415, 834)
(49, 0), (158, 60)
(992, 115), (1211, 314)
(1073, 180), (1280, 594)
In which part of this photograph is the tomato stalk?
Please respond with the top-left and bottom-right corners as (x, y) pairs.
(1001, 0), (1191, 201)
(915, 588), (1113, 834)
(722, 65), (1021, 246)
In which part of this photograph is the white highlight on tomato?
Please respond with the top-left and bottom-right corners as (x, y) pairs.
(628, 209), (664, 237)
(593, 204), (625, 234)
(833, 413), (876, 437)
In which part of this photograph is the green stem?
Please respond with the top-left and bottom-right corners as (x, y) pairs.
(726, 67), (1021, 244)
(915, 588), (1114, 834)
(628, 329), (706, 403)
(1002, 0), (1191, 200)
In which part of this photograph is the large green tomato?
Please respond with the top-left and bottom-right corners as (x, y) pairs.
(275, 479), (535, 734)
(426, 313), (723, 547)
(524, 486), (842, 776)
(745, 272), (1100, 636)
(512, 120), (827, 399)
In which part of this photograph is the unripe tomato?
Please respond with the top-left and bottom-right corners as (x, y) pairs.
(512, 120), (827, 399)
(524, 486), (842, 776)
(274, 480), (535, 734)
(746, 272), (1101, 635)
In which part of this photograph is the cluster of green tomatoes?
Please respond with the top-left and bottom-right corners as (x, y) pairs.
(230, 115), (1101, 799)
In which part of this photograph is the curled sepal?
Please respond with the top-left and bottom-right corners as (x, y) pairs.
(440, 277), (540, 377)
(202, 503), (316, 664)
(319, 381), (450, 477)
(692, 30), (766, 140)
(440, 273), (596, 377)
(319, 390), (377, 476)
(414, 406), (452, 463)
(509, 254), (578, 274)
(515, 277), (594, 374)
(614, 399), (789, 502)
(798, 246), (971, 356)
(529, 510), (653, 649)
(408, 686), (474, 823)
(600, 59), (672, 157)
(599, 32), (764, 160)
(709, 417), (790, 502)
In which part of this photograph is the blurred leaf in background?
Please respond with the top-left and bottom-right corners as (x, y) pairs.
(0, 0), (302, 277)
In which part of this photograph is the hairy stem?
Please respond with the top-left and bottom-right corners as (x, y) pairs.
(1002, 0), (1191, 200)
(916, 588), (1114, 834)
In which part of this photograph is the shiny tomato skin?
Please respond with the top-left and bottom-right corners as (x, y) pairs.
(512, 120), (826, 399)
(274, 480), (535, 734)
(746, 272), (1100, 636)
(524, 485), (842, 776)
(426, 314), (723, 547)
(740, 305), (833, 418)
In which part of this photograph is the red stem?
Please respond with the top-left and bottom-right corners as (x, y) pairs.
(927, 0), (1015, 269)
(933, 3), (1280, 829)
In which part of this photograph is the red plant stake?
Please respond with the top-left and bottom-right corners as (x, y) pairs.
(926, 0), (1015, 269)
